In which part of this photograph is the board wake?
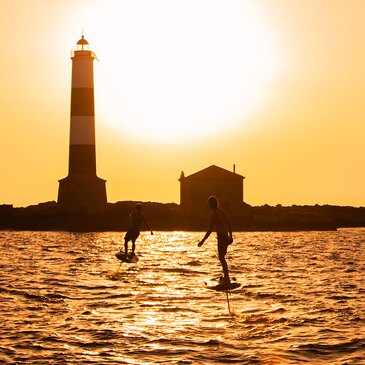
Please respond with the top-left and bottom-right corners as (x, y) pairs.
(115, 252), (139, 263)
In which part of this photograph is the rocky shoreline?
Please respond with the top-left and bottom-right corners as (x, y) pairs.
(1, 201), (365, 232)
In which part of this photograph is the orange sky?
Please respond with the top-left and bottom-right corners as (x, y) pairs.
(0, 0), (364, 208)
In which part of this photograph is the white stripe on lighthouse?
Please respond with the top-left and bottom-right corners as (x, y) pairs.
(70, 116), (96, 145)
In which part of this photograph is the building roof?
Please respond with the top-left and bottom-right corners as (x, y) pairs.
(183, 165), (244, 180)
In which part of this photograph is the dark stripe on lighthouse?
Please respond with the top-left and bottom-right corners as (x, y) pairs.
(69, 145), (96, 175)
(71, 88), (95, 116)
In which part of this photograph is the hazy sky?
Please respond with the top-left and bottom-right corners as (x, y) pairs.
(1, 0), (364, 208)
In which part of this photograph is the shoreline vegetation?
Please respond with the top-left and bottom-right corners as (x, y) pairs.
(1, 201), (365, 232)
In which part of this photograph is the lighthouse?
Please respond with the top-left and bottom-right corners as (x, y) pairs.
(58, 35), (107, 211)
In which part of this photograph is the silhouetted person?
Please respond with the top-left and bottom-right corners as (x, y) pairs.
(198, 196), (233, 284)
(123, 203), (153, 256)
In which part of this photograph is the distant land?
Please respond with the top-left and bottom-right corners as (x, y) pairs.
(1, 201), (365, 232)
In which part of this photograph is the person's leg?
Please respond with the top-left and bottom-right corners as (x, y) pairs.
(218, 252), (230, 283)
(131, 231), (140, 254)
(218, 237), (230, 284)
(124, 238), (129, 254)
(124, 229), (133, 254)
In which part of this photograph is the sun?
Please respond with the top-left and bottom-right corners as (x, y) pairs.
(79, 1), (282, 144)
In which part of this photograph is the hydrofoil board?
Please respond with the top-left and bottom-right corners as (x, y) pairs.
(205, 281), (241, 292)
(115, 252), (139, 263)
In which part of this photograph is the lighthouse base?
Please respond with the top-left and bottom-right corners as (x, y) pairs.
(58, 174), (107, 212)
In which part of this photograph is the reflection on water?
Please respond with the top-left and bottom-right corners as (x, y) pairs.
(1, 229), (365, 364)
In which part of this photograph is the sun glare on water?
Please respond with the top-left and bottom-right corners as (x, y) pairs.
(81, 1), (281, 144)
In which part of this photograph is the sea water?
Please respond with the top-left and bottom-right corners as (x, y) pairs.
(0, 229), (364, 364)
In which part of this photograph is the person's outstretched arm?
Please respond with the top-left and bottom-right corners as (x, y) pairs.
(226, 213), (233, 242)
(143, 215), (153, 235)
(198, 216), (214, 247)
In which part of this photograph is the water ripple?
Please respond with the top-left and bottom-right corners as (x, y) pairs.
(1, 229), (365, 364)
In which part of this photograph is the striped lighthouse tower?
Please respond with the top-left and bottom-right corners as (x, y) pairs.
(58, 35), (107, 211)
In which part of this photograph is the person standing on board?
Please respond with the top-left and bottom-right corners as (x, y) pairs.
(122, 203), (153, 257)
(198, 196), (233, 285)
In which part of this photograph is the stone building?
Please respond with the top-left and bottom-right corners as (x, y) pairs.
(179, 165), (245, 210)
